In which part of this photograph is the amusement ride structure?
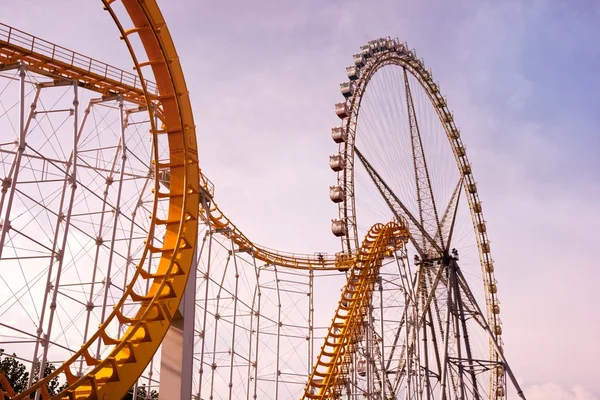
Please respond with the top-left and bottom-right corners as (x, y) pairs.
(0, 1), (527, 399)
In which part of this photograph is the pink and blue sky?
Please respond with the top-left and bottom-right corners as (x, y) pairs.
(2, 1), (599, 398)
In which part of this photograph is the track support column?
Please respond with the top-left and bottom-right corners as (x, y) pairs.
(159, 247), (198, 399)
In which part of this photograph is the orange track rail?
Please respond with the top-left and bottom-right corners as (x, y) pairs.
(8, 0), (200, 398)
(302, 221), (409, 399)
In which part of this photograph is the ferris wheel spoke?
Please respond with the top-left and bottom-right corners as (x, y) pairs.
(403, 67), (445, 254)
(433, 177), (463, 252)
(354, 146), (443, 257)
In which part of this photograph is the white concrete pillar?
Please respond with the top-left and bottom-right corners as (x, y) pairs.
(159, 250), (197, 399)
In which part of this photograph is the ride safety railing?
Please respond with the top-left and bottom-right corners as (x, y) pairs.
(0, 22), (157, 99)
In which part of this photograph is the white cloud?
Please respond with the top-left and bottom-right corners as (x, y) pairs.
(525, 383), (599, 400)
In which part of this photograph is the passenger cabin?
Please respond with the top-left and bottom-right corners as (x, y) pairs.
(331, 219), (347, 237)
(329, 186), (344, 203)
(331, 126), (347, 143)
(353, 53), (365, 67)
(335, 102), (349, 119)
(368, 40), (378, 53)
(340, 82), (354, 98)
(357, 357), (367, 377)
(481, 241), (490, 253)
(346, 65), (359, 81)
(329, 154), (345, 172)
(360, 44), (372, 58)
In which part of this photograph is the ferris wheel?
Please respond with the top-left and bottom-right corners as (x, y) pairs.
(316, 38), (527, 399)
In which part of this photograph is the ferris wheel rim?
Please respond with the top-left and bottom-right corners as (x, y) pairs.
(331, 38), (505, 398)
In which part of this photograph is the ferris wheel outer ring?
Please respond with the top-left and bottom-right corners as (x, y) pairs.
(334, 40), (504, 398)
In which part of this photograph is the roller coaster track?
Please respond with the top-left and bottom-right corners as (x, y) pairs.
(301, 221), (409, 399)
(0, 3), (351, 399)
(2, 0), (201, 397)
(0, 19), (348, 274)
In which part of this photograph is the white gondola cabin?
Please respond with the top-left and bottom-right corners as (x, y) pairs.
(335, 102), (349, 119)
(360, 44), (372, 58)
(331, 219), (347, 237)
(329, 154), (345, 172)
(368, 39), (378, 53)
(329, 186), (344, 203)
(340, 82), (354, 98)
(357, 357), (367, 377)
(331, 126), (347, 143)
(346, 65), (359, 81)
(353, 53), (365, 67)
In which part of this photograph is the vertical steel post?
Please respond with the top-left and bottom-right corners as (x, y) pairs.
(245, 253), (260, 400)
(96, 96), (128, 357)
(378, 276), (386, 400)
(273, 265), (282, 400)
(0, 64), (26, 259)
(252, 256), (262, 400)
(308, 269), (314, 377)
(439, 262), (453, 400)
(227, 238), (240, 400)
(208, 252), (230, 400)
(197, 198), (213, 399)
(33, 82), (79, 399)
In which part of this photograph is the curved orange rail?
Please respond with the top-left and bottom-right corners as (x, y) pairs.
(10, 0), (200, 398)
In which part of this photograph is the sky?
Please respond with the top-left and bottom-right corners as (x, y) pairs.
(1, 0), (599, 399)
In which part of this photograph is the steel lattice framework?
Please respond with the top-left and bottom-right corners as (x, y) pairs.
(0, 3), (527, 400)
